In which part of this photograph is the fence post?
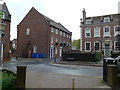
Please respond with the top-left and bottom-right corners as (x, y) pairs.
(16, 66), (27, 89)
(107, 65), (118, 89)
(72, 79), (74, 90)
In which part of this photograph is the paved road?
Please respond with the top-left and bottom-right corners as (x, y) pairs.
(3, 58), (103, 77)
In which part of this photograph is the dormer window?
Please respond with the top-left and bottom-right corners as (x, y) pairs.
(86, 19), (92, 24)
(103, 17), (110, 22)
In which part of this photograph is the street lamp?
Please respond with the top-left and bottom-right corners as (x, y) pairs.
(0, 20), (6, 68)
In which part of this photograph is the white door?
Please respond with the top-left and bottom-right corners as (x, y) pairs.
(59, 47), (62, 57)
(50, 46), (54, 58)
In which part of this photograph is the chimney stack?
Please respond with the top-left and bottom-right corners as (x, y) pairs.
(82, 8), (86, 23)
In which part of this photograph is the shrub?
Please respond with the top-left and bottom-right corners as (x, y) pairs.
(2, 69), (16, 89)
(95, 52), (102, 62)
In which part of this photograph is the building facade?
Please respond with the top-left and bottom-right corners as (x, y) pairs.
(17, 7), (72, 58)
(80, 9), (120, 57)
(0, 3), (11, 61)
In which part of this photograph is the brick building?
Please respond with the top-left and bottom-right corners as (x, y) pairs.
(80, 9), (120, 57)
(17, 7), (72, 58)
(0, 3), (11, 61)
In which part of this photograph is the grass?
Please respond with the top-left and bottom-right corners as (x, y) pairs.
(2, 69), (16, 89)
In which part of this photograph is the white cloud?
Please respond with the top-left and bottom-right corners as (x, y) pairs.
(2, 0), (120, 40)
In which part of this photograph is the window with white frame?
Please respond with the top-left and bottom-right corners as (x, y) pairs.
(51, 37), (53, 43)
(66, 41), (68, 46)
(60, 39), (62, 43)
(85, 28), (91, 37)
(51, 27), (54, 32)
(56, 38), (58, 42)
(114, 26), (120, 36)
(85, 42), (91, 51)
(63, 32), (65, 37)
(104, 26), (110, 37)
(56, 29), (58, 34)
(68, 35), (70, 38)
(69, 35), (71, 39)
(26, 28), (30, 35)
(94, 42), (100, 51)
(33, 46), (37, 53)
(67, 34), (68, 38)
(114, 41), (120, 51)
(60, 31), (62, 35)
(103, 17), (110, 22)
(86, 19), (92, 24)
(94, 27), (100, 37)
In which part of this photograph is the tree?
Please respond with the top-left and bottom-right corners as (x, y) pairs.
(72, 39), (80, 50)
(0, 10), (5, 19)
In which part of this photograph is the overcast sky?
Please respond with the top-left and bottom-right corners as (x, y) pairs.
(1, 0), (120, 40)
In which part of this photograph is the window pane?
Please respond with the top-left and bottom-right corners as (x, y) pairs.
(86, 43), (90, 50)
(115, 27), (120, 35)
(51, 37), (53, 43)
(115, 42), (120, 51)
(56, 29), (58, 34)
(104, 27), (110, 36)
(85, 28), (91, 37)
(33, 46), (37, 53)
(26, 28), (30, 35)
(94, 27), (100, 37)
(104, 17), (110, 22)
(95, 43), (99, 51)
(51, 27), (54, 32)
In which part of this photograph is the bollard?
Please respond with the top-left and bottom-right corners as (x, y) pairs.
(72, 79), (74, 90)
(107, 65), (118, 88)
(16, 55), (18, 60)
(16, 66), (27, 89)
(54, 57), (56, 63)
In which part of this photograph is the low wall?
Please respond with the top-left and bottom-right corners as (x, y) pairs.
(62, 51), (96, 62)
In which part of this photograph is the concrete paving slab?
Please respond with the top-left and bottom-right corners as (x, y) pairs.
(26, 72), (110, 88)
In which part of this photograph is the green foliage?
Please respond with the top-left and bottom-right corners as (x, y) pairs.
(11, 47), (16, 53)
(95, 52), (102, 62)
(0, 10), (5, 19)
(2, 69), (16, 89)
(72, 39), (80, 50)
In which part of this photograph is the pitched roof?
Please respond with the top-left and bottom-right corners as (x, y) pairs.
(44, 16), (71, 34)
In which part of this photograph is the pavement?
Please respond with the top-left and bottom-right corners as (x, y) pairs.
(26, 71), (110, 88)
(54, 60), (103, 67)
(3, 57), (111, 89)
(9, 57), (103, 67)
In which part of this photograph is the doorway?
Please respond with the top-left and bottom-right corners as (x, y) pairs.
(104, 44), (110, 57)
(50, 46), (54, 58)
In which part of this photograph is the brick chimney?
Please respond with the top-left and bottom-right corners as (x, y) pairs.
(82, 8), (86, 23)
